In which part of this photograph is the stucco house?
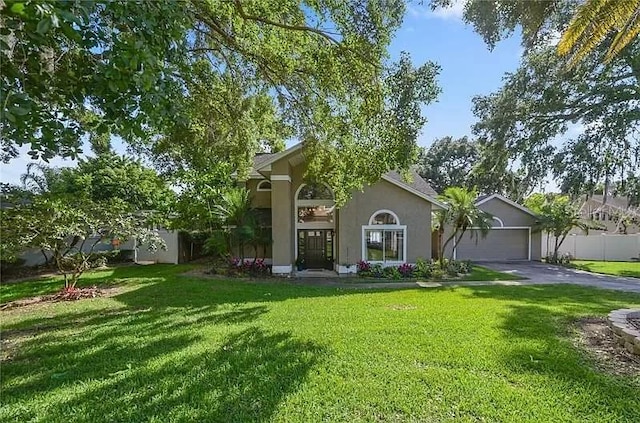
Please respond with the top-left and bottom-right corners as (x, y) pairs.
(245, 143), (446, 274)
(574, 195), (640, 234)
(444, 194), (542, 261)
(243, 143), (542, 274)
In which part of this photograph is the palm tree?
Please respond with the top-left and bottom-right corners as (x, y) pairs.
(211, 188), (255, 261)
(558, 0), (640, 65)
(433, 187), (493, 269)
(532, 195), (589, 263)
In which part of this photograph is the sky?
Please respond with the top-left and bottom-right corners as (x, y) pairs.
(0, 2), (524, 186)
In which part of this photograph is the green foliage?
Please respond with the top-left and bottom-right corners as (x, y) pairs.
(434, 187), (493, 268)
(0, 196), (164, 288)
(525, 194), (588, 263)
(472, 41), (640, 198)
(17, 154), (174, 213)
(171, 165), (234, 233)
(417, 136), (479, 193)
(414, 258), (435, 279)
(2, 0), (438, 204)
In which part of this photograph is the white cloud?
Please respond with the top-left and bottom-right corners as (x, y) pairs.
(406, 1), (466, 21)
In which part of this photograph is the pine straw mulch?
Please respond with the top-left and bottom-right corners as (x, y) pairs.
(573, 317), (640, 378)
(0, 286), (120, 311)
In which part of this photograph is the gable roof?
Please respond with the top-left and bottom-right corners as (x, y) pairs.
(584, 194), (633, 210)
(381, 172), (446, 209)
(250, 143), (445, 209)
(475, 193), (538, 217)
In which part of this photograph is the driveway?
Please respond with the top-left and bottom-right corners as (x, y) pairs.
(481, 261), (640, 293)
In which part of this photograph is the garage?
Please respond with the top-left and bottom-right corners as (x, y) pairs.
(454, 228), (530, 261)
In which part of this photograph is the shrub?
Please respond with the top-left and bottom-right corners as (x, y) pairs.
(398, 263), (415, 278)
(415, 258), (435, 278)
(357, 260), (371, 273)
(227, 257), (269, 277)
(371, 263), (385, 278)
(445, 259), (472, 276)
(383, 266), (401, 280)
(431, 268), (446, 280)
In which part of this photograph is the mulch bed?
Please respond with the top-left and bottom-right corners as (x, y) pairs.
(0, 286), (115, 311)
(574, 317), (640, 377)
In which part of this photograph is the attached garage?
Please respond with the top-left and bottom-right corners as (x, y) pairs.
(444, 194), (542, 262)
(455, 228), (531, 261)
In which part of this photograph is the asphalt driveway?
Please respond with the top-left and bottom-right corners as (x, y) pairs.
(481, 261), (640, 293)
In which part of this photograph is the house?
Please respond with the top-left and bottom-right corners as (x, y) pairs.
(245, 143), (446, 274)
(575, 195), (640, 234)
(243, 143), (543, 274)
(444, 194), (542, 262)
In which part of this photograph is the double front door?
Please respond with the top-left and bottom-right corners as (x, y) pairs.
(298, 229), (334, 270)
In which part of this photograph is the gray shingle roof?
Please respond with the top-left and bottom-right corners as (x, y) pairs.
(385, 170), (438, 197)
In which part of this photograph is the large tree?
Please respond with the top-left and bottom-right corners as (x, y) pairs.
(471, 38), (639, 198)
(18, 154), (175, 212)
(431, 0), (640, 65)
(417, 136), (479, 194)
(2, 0), (439, 204)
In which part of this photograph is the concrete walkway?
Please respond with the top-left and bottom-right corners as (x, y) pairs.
(286, 262), (640, 293)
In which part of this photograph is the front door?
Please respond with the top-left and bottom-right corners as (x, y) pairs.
(298, 230), (333, 270)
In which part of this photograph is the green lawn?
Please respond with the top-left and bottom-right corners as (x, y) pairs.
(2, 265), (639, 422)
(572, 260), (640, 278)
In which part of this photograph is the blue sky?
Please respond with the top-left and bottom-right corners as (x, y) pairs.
(0, 2), (523, 186)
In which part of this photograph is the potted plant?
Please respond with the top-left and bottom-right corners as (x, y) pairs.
(295, 256), (305, 271)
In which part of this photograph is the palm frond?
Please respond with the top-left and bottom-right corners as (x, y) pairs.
(558, 0), (640, 66)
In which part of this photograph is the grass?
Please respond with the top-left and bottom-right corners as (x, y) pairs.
(571, 260), (640, 278)
(2, 265), (640, 422)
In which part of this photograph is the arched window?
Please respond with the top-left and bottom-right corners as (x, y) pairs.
(257, 180), (272, 191)
(369, 210), (399, 225)
(363, 209), (406, 264)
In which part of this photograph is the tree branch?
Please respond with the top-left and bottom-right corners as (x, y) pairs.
(232, 0), (340, 45)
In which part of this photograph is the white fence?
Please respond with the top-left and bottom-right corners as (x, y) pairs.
(135, 230), (180, 264)
(542, 233), (640, 261)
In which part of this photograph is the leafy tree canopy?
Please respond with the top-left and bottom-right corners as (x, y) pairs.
(417, 136), (479, 194)
(431, 0), (640, 65)
(19, 154), (175, 212)
(471, 37), (639, 199)
(2, 0), (439, 203)
(524, 193), (587, 262)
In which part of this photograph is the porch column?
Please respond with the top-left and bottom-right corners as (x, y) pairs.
(271, 174), (293, 274)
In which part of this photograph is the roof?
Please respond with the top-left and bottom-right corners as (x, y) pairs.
(252, 153), (277, 169)
(475, 193), (538, 217)
(585, 194), (633, 210)
(384, 170), (438, 198)
(249, 143), (445, 209)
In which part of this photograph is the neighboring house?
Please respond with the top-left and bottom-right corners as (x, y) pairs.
(245, 143), (446, 274)
(443, 194), (542, 262)
(244, 143), (542, 275)
(575, 195), (640, 234)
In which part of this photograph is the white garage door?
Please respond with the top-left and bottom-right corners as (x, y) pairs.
(455, 229), (530, 261)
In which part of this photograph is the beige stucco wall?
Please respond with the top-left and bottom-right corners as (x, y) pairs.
(337, 179), (433, 265)
(271, 160), (293, 270)
(442, 197), (542, 261)
(246, 179), (271, 209)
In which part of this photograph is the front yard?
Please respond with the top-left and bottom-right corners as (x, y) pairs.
(2, 265), (639, 422)
(572, 260), (640, 278)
